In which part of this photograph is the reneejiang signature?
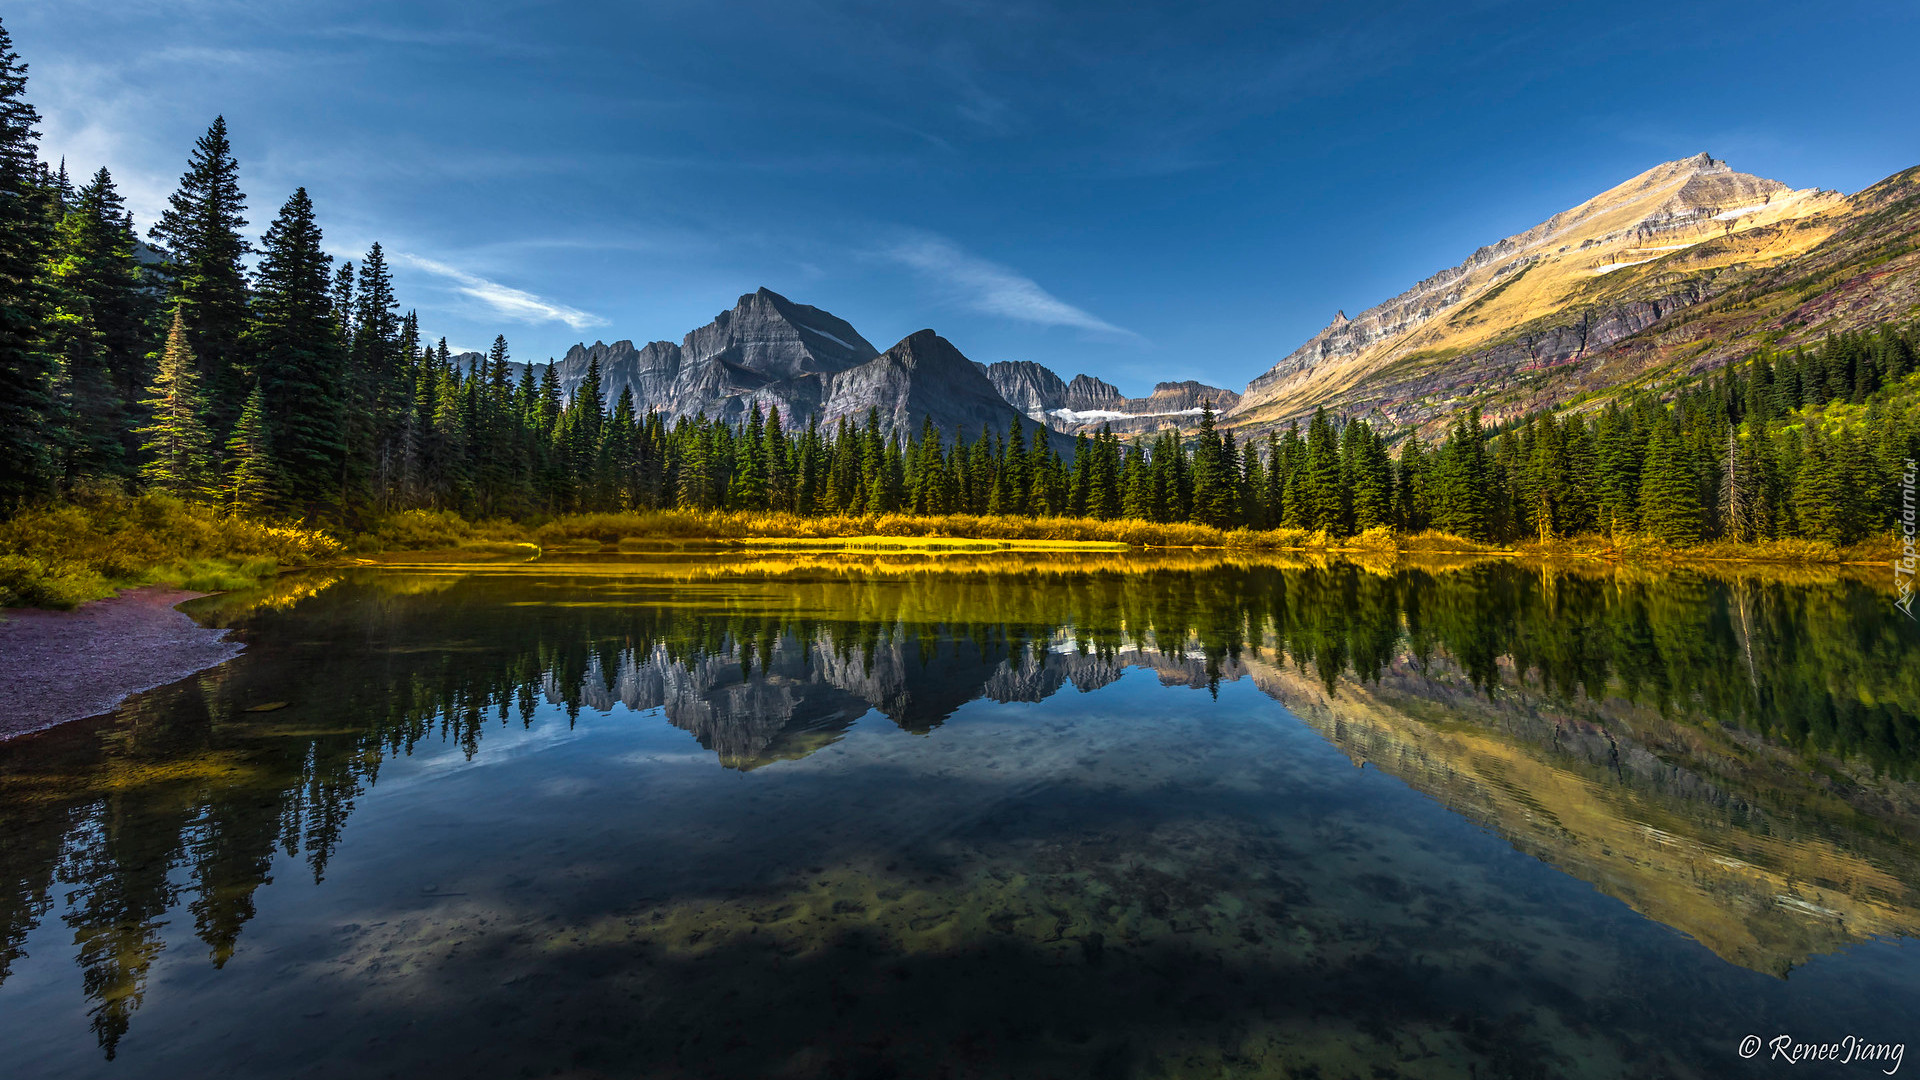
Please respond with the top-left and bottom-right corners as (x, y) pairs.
(1740, 1034), (1906, 1074)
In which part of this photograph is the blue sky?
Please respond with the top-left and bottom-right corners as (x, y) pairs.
(17, 0), (1919, 393)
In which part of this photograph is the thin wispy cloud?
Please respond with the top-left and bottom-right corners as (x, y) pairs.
(883, 234), (1140, 342)
(395, 253), (606, 331)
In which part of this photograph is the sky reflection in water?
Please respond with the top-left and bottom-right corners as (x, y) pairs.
(1, 554), (1917, 1078)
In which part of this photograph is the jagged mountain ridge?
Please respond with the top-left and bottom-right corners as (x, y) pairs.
(504, 288), (1060, 447)
(1227, 152), (1920, 438)
(552, 287), (881, 425)
(983, 359), (1240, 435)
(448, 152), (1920, 449)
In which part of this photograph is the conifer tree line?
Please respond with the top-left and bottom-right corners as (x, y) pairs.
(0, 16), (1915, 543)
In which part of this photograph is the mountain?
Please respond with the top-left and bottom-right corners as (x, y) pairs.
(825, 330), (1035, 440)
(1227, 153), (1920, 437)
(552, 287), (880, 424)
(984, 361), (1124, 420)
(537, 289), (1052, 446)
(983, 359), (1240, 435)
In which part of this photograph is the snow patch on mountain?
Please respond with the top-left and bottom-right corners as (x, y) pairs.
(1048, 406), (1205, 422)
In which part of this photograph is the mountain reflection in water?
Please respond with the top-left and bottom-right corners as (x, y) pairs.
(1, 553), (1916, 1077)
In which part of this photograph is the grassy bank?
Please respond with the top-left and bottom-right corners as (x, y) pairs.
(2, 500), (1897, 610)
(500, 510), (1500, 555)
(355, 508), (1899, 565)
(1509, 533), (1894, 565)
(0, 492), (342, 609)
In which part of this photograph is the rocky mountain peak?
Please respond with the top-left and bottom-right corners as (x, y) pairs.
(981, 358), (1238, 436)
(1230, 153), (1846, 433)
(686, 287), (879, 380)
(823, 330), (1043, 443)
(983, 360), (1072, 422)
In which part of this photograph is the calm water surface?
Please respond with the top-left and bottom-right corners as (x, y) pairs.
(2, 552), (1918, 1078)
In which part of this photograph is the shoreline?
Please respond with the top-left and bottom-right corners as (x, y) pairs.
(0, 587), (243, 743)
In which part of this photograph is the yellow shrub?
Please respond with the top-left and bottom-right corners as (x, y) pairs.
(0, 492), (342, 609)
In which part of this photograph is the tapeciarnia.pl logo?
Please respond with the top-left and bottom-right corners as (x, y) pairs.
(1898, 458), (1916, 620)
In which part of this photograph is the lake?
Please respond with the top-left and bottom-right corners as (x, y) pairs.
(2, 552), (1917, 1078)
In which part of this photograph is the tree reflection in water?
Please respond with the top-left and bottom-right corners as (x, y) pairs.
(0, 553), (1914, 1064)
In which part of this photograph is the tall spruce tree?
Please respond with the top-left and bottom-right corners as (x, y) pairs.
(1348, 420), (1393, 532)
(1429, 410), (1490, 540)
(137, 309), (213, 499)
(730, 401), (768, 510)
(1303, 407), (1346, 534)
(1637, 412), (1702, 544)
(247, 188), (342, 517)
(348, 244), (404, 504)
(0, 16), (53, 508)
(49, 166), (154, 484)
(150, 116), (251, 435)
(1189, 402), (1238, 528)
(224, 383), (275, 514)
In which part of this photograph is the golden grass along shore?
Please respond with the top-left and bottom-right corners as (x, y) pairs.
(0, 497), (1900, 610)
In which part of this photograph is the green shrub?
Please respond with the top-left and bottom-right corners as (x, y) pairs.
(0, 491), (342, 609)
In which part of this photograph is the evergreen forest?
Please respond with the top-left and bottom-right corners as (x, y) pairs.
(2, 18), (1916, 549)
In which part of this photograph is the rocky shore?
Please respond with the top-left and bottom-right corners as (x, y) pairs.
(0, 587), (242, 742)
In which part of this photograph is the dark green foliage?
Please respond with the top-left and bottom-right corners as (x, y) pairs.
(1189, 402), (1238, 529)
(248, 188), (342, 518)
(1429, 409), (1490, 540)
(1638, 411), (1702, 544)
(136, 310), (213, 499)
(1302, 408), (1345, 533)
(149, 117), (251, 435)
(0, 17), (54, 509)
(1346, 419), (1393, 532)
(49, 167), (156, 484)
(224, 384), (276, 514)
(1, 13), (1915, 551)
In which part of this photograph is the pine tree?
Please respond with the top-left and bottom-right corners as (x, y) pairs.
(1278, 422), (1308, 528)
(1792, 428), (1873, 545)
(1557, 414), (1598, 534)
(48, 166), (154, 484)
(1637, 412), (1702, 544)
(765, 406), (792, 512)
(1090, 427), (1122, 519)
(330, 261), (354, 336)
(1595, 405), (1642, 537)
(429, 361), (470, 508)
(1068, 432), (1092, 516)
(1429, 410), (1490, 540)
(1396, 437), (1430, 531)
(992, 420), (1028, 515)
(224, 384), (276, 514)
(349, 243), (404, 504)
(730, 401), (768, 510)
(137, 310), (213, 499)
(1348, 420), (1393, 532)
(604, 387), (637, 509)
(150, 116), (251, 435)
(1303, 407), (1346, 534)
(850, 409), (892, 514)
(247, 188), (342, 517)
(1121, 442), (1153, 520)
(1261, 429), (1285, 526)
(1190, 402), (1238, 528)
(0, 15), (54, 508)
